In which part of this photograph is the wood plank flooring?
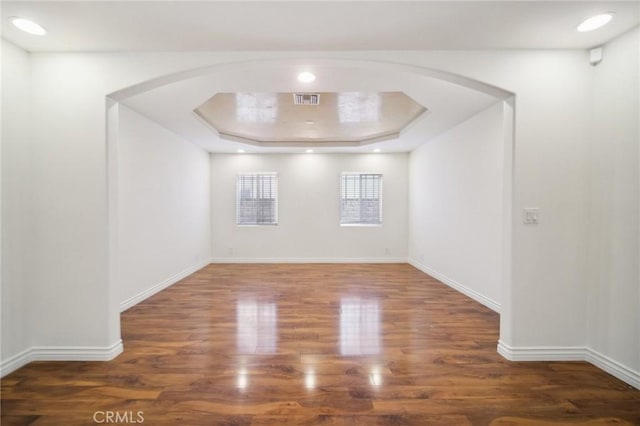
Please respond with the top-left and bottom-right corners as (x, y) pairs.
(2, 264), (639, 425)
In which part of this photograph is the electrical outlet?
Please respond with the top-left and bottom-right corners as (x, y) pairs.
(523, 208), (540, 225)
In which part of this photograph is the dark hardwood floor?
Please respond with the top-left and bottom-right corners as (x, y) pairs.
(2, 264), (639, 425)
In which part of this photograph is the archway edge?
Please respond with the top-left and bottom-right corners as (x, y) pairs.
(108, 57), (514, 102)
(106, 55), (516, 356)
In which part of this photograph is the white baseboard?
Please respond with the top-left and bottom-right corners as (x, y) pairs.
(210, 257), (408, 264)
(587, 347), (640, 390)
(0, 347), (32, 378)
(497, 340), (640, 390)
(1, 340), (123, 378)
(120, 259), (211, 312)
(30, 340), (123, 362)
(497, 340), (585, 361)
(408, 258), (501, 313)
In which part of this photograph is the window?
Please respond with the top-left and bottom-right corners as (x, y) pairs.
(236, 173), (278, 225)
(340, 173), (382, 225)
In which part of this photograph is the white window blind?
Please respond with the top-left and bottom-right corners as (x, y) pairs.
(236, 173), (278, 225)
(340, 173), (382, 225)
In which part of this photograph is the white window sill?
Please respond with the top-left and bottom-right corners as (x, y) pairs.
(340, 223), (382, 227)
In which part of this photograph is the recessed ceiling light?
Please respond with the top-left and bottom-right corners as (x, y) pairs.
(373, 149), (382, 153)
(10, 17), (47, 35)
(305, 149), (314, 153)
(306, 120), (315, 125)
(577, 13), (614, 32)
(237, 149), (245, 153)
(298, 72), (316, 83)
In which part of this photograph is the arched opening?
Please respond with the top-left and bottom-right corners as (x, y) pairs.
(106, 58), (515, 355)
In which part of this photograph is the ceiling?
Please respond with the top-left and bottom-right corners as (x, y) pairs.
(3, 1), (637, 153)
(194, 91), (427, 146)
(2, 1), (639, 52)
(120, 62), (501, 153)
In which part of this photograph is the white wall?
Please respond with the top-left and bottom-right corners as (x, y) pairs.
(210, 153), (408, 261)
(587, 27), (640, 379)
(117, 106), (211, 310)
(1, 40), (33, 370)
(409, 102), (504, 311)
(25, 54), (116, 352)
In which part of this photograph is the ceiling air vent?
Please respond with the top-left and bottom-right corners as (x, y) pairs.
(293, 93), (320, 105)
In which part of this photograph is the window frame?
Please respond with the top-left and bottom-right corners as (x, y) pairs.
(236, 172), (279, 226)
(339, 172), (383, 227)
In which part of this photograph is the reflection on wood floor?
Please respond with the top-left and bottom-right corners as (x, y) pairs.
(2, 264), (640, 425)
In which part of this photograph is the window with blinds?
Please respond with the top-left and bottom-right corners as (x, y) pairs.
(340, 173), (382, 225)
(236, 173), (278, 225)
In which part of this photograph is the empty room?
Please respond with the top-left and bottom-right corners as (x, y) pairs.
(2, 1), (639, 424)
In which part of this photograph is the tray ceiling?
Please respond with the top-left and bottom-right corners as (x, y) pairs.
(194, 92), (427, 146)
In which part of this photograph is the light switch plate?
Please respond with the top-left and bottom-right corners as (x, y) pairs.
(523, 208), (540, 225)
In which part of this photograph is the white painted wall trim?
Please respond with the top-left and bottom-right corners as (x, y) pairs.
(0, 348), (33, 378)
(498, 340), (640, 390)
(210, 257), (408, 264)
(587, 348), (640, 390)
(120, 260), (211, 312)
(1, 340), (123, 378)
(408, 258), (501, 313)
(497, 340), (585, 361)
(29, 341), (124, 362)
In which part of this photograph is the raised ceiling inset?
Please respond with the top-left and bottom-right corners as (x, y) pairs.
(194, 91), (427, 147)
